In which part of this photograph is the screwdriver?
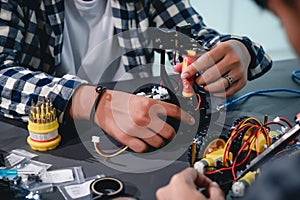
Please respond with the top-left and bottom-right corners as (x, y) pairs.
(0, 169), (37, 178)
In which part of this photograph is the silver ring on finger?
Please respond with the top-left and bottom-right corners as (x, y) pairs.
(223, 74), (234, 88)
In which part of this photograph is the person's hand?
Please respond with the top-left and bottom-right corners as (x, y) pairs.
(156, 167), (225, 200)
(175, 40), (251, 97)
(70, 85), (195, 153)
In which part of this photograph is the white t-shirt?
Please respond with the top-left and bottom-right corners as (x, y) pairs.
(58, 0), (132, 83)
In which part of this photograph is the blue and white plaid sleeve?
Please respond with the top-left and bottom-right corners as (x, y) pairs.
(0, 66), (85, 122)
(0, 1), (86, 122)
(149, 0), (272, 81)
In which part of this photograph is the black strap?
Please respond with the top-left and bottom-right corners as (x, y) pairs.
(89, 86), (107, 123)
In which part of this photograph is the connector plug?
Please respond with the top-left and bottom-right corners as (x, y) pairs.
(92, 136), (100, 143)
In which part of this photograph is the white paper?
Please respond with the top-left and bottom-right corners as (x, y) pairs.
(17, 163), (45, 174)
(64, 179), (95, 199)
(6, 153), (25, 167)
(11, 149), (38, 159)
(41, 169), (74, 183)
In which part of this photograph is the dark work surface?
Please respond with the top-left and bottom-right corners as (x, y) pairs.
(228, 58), (300, 122)
(0, 58), (299, 200)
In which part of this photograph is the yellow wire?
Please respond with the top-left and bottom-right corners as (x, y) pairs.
(93, 142), (128, 158)
(223, 117), (262, 164)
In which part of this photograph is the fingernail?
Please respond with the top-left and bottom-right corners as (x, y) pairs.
(189, 116), (195, 125)
(211, 182), (219, 186)
(181, 72), (189, 79)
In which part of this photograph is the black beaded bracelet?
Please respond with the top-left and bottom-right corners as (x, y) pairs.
(89, 85), (107, 123)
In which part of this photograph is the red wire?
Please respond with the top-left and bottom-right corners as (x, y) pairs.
(223, 124), (258, 163)
(173, 74), (182, 91)
(230, 124), (272, 180)
(208, 116), (292, 180)
(264, 121), (286, 127)
(194, 93), (201, 111)
(207, 117), (292, 179)
(279, 117), (293, 128)
(236, 141), (255, 168)
(206, 137), (255, 176)
(205, 167), (231, 175)
(243, 118), (262, 126)
(265, 120), (297, 145)
(224, 119), (262, 174)
(232, 132), (255, 167)
(231, 130), (258, 180)
(260, 126), (271, 147)
(205, 134), (255, 176)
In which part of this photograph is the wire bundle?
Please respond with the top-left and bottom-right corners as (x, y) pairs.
(206, 116), (293, 180)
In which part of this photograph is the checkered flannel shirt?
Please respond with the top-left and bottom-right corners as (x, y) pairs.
(0, 0), (272, 122)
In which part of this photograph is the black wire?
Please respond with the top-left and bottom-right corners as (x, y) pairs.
(160, 50), (174, 92)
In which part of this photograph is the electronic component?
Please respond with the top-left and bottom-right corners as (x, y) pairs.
(0, 178), (41, 200)
(232, 171), (257, 197)
(236, 123), (300, 181)
(92, 136), (128, 158)
(134, 82), (209, 130)
(296, 112), (300, 124)
(190, 114), (299, 198)
(136, 85), (170, 101)
(92, 25), (210, 157)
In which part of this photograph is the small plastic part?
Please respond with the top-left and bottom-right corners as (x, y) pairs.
(0, 169), (41, 179)
(0, 169), (18, 178)
(194, 160), (207, 174)
(232, 181), (246, 197)
(273, 116), (280, 122)
(191, 141), (197, 167)
(92, 136), (100, 143)
(296, 113), (300, 124)
(232, 171), (256, 197)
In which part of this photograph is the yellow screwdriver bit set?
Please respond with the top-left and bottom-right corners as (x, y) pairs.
(27, 97), (61, 151)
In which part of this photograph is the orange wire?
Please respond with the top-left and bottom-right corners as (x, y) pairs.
(223, 117), (263, 163)
(223, 124), (258, 164)
(173, 74), (182, 91)
(231, 130), (258, 180)
(194, 93), (201, 111)
(208, 117), (291, 180)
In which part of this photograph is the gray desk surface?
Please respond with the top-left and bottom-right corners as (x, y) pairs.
(0, 58), (299, 200)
